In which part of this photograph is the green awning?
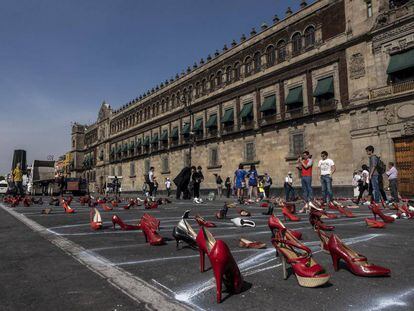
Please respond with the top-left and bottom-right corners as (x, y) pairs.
(182, 123), (190, 135)
(143, 137), (150, 146)
(240, 102), (253, 119)
(193, 118), (203, 131)
(387, 49), (414, 74)
(221, 108), (234, 124)
(122, 144), (128, 152)
(160, 130), (168, 141)
(151, 134), (159, 144)
(260, 95), (276, 112)
(205, 114), (217, 128)
(313, 76), (334, 97)
(170, 127), (179, 139)
(285, 86), (303, 105)
(129, 141), (135, 150)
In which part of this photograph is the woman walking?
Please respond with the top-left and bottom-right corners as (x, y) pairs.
(247, 164), (258, 201)
(234, 164), (247, 202)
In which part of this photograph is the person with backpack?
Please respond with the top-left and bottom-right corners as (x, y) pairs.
(365, 145), (385, 203)
(263, 172), (272, 198)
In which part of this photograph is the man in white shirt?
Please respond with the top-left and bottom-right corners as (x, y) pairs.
(318, 151), (336, 203)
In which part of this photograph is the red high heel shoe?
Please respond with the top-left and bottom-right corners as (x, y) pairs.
(268, 214), (302, 240)
(140, 213), (160, 230)
(123, 199), (136, 210)
(308, 202), (337, 219)
(309, 211), (335, 231)
(370, 203), (395, 223)
(327, 234), (391, 277)
(65, 196), (73, 205)
(195, 215), (216, 227)
(90, 208), (102, 230)
(101, 204), (113, 211)
(111, 200), (119, 207)
(332, 201), (355, 218)
(112, 215), (141, 231)
(140, 216), (164, 246)
(23, 197), (31, 207)
(314, 228), (330, 253)
(61, 199), (75, 213)
(144, 199), (158, 209)
(196, 227), (243, 303)
(365, 218), (386, 228)
(271, 231), (330, 287)
(282, 206), (300, 222)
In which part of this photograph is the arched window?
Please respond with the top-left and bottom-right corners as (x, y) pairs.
(254, 52), (261, 72)
(209, 74), (215, 90)
(244, 57), (252, 75)
(176, 92), (181, 106)
(216, 71), (223, 86)
(292, 32), (302, 54)
(195, 82), (200, 97)
(225, 66), (232, 83)
(277, 40), (286, 62)
(304, 26), (315, 47)
(165, 97), (169, 111)
(188, 85), (193, 100)
(202, 79), (207, 93)
(266, 45), (275, 67)
(234, 62), (241, 81)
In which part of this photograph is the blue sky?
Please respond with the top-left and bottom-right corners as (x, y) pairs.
(0, 0), (306, 174)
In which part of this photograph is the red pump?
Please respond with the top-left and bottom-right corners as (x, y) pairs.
(195, 215), (216, 227)
(282, 206), (300, 222)
(268, 214), (302, 240)
(196, 227), (243, 303)
(327, 234), (390, 277)
(370, 203), (395, 223)
(112, 215), (141, 231)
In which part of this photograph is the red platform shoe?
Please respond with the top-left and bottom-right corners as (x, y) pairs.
(112, 215), (141, 231)
(90, 208), (102, 230)
(327, 234), (391, 277)
(195, 215), (216, 227)
(370, 203), (395, 223)
(196, 227), (243, 303)
(271, 231), (330, 287)
(282, 206), (300, 222)
(268, 214), (302, 240)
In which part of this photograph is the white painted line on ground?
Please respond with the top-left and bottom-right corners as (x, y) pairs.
(0, 203), (191, 311)
(363, 288), (414, 311)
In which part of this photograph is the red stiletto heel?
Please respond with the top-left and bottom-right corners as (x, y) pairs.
(268, 214), (302, 240)
(140, 214), (163, 245)
(195, 215), (216, 227)
(60, 198), (75, 213)
(196, 227), (243, 303)
(282, 206), (300, 222)
(90, 208), (102, 230)
(370, 203), (395, 223)
(332, 201), (355, 218)
(112, 215), (141, 230)
(327, 234), (391, 277)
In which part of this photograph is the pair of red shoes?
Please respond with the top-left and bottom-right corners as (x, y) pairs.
(315, 229), (390, 277)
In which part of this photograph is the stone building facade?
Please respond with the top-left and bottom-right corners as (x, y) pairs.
(70, 0), (414, 195)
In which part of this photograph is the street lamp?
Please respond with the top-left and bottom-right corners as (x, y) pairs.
(178, 89), (195, 167)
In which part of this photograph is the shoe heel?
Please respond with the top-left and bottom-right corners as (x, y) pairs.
(212, 263), (223, 303)
(281, 256), (288, 280)
(331, 252), (340, 271)
(175, 238), (180, 250)
(199, 249), (205, 273)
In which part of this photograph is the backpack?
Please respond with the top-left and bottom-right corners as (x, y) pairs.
(376, 157), (386, 175)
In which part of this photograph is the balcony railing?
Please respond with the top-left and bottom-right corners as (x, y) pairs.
(369, 80), (414, 100)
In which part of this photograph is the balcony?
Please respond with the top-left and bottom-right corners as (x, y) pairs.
(369, 80), (414, 100)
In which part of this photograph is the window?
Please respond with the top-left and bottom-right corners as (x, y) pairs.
(130, 162), (135, 177)
(216, 71), (223, 86)
(209, 147), (219, 167)
(202, 79), (208, 93)
(162, 156), (169, 173)
(245, 142), (256, 162)
(234, 63), (241, 81)
(304, 26), (315, 47)
(195, 82), (200, 97)
(245, 57), (252, 75)
(226, 66), (232, 83)
(210, 74), (215, 90)
(277, 40), (286, 62)
(292, 133), (304, 157)
(144, 159), (150, 174)
(117, 165), (122, 177)
(366, 0), (373, 17)
(266, 45), (275, 66)
(254, 52), (261, 72)
(72, 139), (75, 148)
(292, 33), (302, 54)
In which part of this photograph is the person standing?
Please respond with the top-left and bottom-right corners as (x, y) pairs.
(355, 165), (370, 204)
(247, 164), (258, 201)
(192, 166), (204, 203)
(365, 145), (381, 203)
(173, 166), (192, 199)
(263, 172), (272, 199)
(225, 177), (232, 198)
(284, 172), (295, 202)
(352, 170), (361, 198)
(386, 162), (399, 203)
(298, 151), (313, 212)
(148, 167), (155, 198)
(318, 151), (336, 204)
(214, 174), (223, 198)
(12, 163), (24, 196)
(165, 178), (171, 197)
(234, 164), (247, 202)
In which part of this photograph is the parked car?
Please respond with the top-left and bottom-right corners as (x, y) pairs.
(0, 180), (8, 194)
